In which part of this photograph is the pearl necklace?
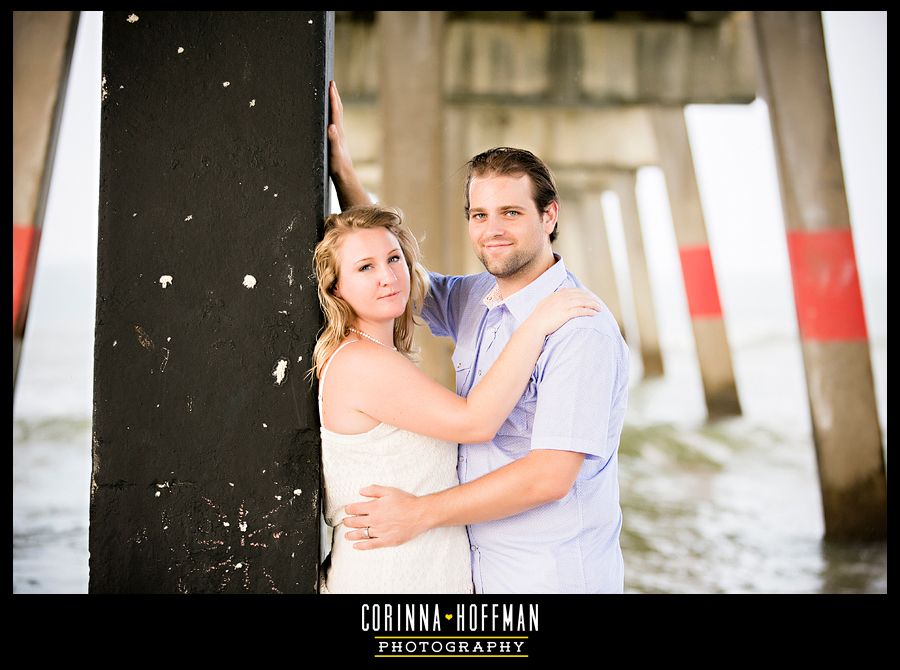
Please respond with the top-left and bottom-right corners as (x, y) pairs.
(348, 327), (397, 351)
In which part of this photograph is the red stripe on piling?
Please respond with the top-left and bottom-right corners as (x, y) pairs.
(786, 229), (868, 341)
(13, 223), (37, 330)
(679, 245), (723, 319)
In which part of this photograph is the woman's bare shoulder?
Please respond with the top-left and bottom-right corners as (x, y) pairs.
(325, 338), (408, 384)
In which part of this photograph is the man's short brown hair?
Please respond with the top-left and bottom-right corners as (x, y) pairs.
(464, 147), (560, 243)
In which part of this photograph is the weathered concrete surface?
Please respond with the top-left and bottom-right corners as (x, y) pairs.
(336, 13), (757, 105)
(610, 171), (664, 377)
(652, 107), (741, 418)
(754, 11), (886, 541)
(555, 183), (625, 335)
(13, 11), (78, 386)
(378, 11), (455, 389)
(91, 11), (333, 592)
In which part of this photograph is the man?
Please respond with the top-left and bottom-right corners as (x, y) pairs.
(327, 81), (629, 593)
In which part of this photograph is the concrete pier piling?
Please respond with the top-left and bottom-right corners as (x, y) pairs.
(91, 11), (334, 592)
(753, 11), (886, 541)
(651, 107), (742, 418)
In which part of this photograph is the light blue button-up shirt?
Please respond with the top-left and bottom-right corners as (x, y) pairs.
(422, 255), (629, 593)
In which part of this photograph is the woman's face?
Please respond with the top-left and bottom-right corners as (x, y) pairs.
(333, 227), (411, 324)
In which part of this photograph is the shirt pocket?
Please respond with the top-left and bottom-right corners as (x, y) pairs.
(451, 345), (475, 394)
(496, 371), (538, 437)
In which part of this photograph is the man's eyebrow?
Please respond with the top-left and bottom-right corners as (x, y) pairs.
(469, 204), (526, 212)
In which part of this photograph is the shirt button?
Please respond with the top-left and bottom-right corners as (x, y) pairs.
(470, 545), (477, 551)
(458, 455), (464, 461)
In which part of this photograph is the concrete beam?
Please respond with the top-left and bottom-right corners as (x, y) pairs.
(335, 12), (757, 106)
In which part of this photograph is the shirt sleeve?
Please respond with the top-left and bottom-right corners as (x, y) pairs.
(422, 271), (463, 340)
(531, 327), (622, 462)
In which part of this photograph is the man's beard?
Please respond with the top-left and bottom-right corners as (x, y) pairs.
(477, 243), (539, 279)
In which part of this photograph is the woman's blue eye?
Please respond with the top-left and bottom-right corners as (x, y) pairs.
(359, 264), (371, 271)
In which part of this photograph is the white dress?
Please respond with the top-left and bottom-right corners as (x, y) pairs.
(318, 340), (474, 594)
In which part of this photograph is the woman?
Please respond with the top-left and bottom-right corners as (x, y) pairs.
(311, 204), (601, 593)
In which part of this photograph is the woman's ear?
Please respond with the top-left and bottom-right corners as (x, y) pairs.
(333, 283), (341, 299)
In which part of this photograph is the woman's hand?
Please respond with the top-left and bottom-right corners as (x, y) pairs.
(327, 80), (372, 209)
(525, 288), (602, 337)
(328, 80), (354, 182)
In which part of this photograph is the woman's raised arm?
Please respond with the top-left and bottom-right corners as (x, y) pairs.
(336, 288), (601, 443)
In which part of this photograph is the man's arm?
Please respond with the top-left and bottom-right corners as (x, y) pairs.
(341, 449), (585, 549)
(341, 325), (621, 549)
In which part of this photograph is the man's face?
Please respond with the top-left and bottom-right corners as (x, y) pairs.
(467, 173), (557, 279)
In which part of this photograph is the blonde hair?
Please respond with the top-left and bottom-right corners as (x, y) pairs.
(308, 204), (430, 382)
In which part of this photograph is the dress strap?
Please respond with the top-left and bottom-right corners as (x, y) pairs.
(318, 339), (360, 425)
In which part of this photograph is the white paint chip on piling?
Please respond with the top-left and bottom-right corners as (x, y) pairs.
(293, 489), (302, 496)
(263, 185), (269, 191)
(184, 215), (193, 221)
(272, 359), (288, 385)
(127, 14), (139, 23)
(243, 275), (257, 289)
(223, 81), (230, 87)
(249, 99), (256, 107)
(159, 275), (173, 288)
(177, 47), (184, 54)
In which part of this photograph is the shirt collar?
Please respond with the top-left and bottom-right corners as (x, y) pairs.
(481, 253), (568, 323)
